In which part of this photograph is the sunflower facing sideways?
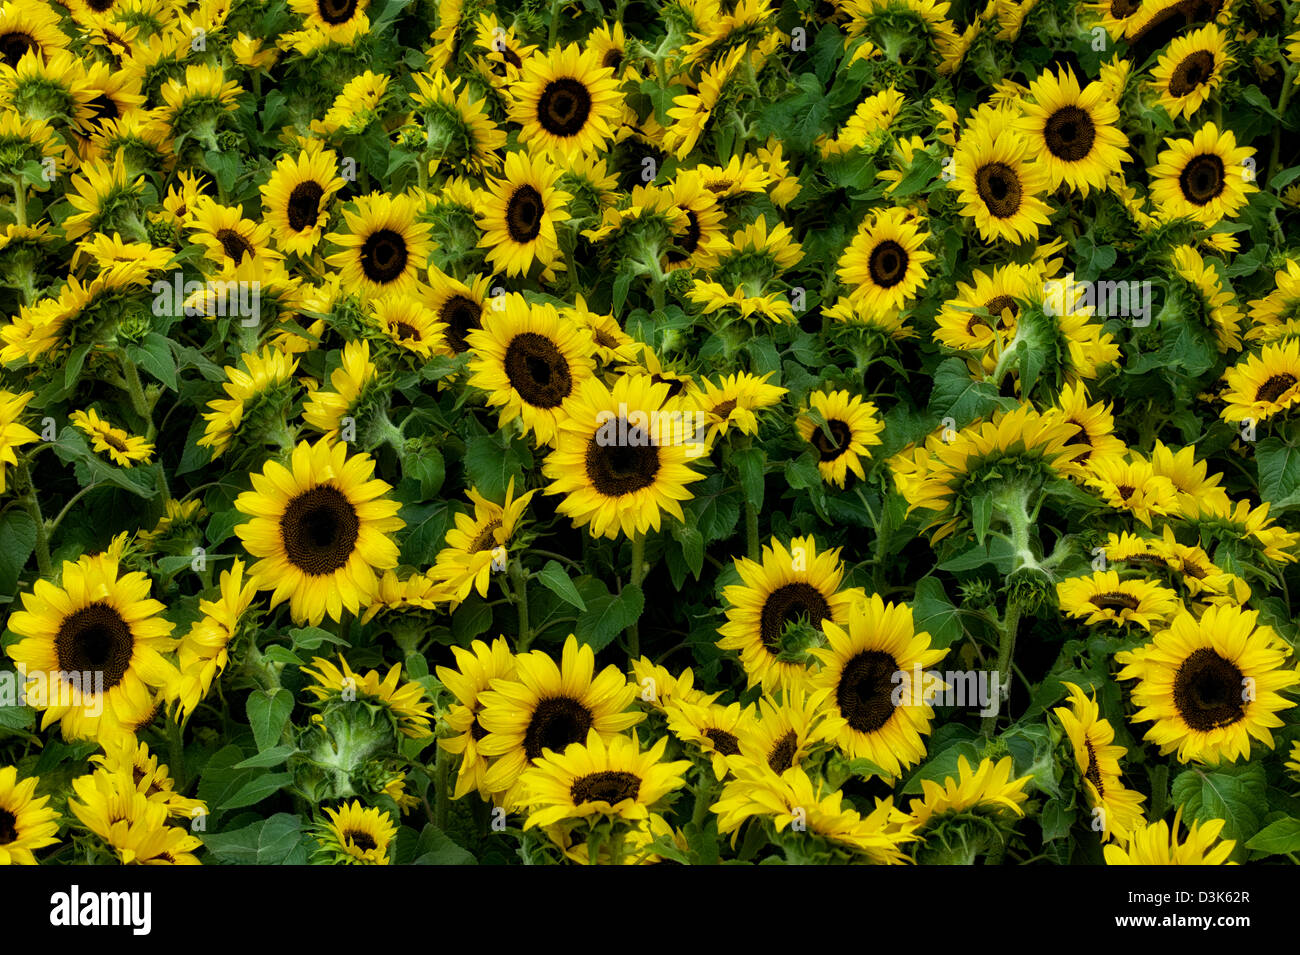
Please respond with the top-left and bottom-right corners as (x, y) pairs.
(1016, 66), (1129, 196)
(542, 373), (706, 540)
(796, 389), (885, 488)
(809, 594), (949, 779)
(301, 654), (434, 738)
(717, 535), (866, 692)
(430, 479), (537, 603)
(1219, 338), (1300, 424)
(197, 347), (300, 461)
(233, 438), (405, 625)
(1052, 682), (1146, 843)
(326, 191), (433, 298)
(436, 636), (518, 800)
(1103, 809), (1236, 865)
(477, 149), (570, 279)
(1117, 604), (1299, 764)
(69, 408), (153, 467)
(510, 43), (622, 158)
(1148, 123), (1257, 227)
(6, 553), (176, 744)
(0, 766), (60, 865)
(465, 294), (597, 446)
(1056, 571), (1180, 631)
(475, 635), (643, 806)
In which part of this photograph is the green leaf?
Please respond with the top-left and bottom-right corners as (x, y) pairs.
(289, 627), (349, 651)
(575, 583), (644, 651)
(201, 813), (305, 865)
(1040, 798), (1076, 842)
(451, 594), (494, 642)
(246, 688), (294, 753)
(234, 744), (296, 769)
(403, 446), (445, 498)
(674, 525), (704, 579)
(130, 333), (178, 391)
(0, 509), (37, 599)
(1171, 764), (1268, 857)
(1255, 438), (1300, 506)
(537, 560), (586, 611)
(218, 771), (294, 811)
(412, 827), (477, 865)
(732, 447), (765, 512)
(929, 357), (1005, 426)
(1245, 817), (1300, 857)
(912, 576), (963, 648)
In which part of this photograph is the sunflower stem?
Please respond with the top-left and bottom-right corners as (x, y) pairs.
(119, 354), (152, 425)
(166, 714), (188, 791)
(19, 459), (51, 578)
(9, 175), (26, 227)
(1270, 62), (1298, 184)
(982, 600), (1020, 737)
(509, 557), (532, 651)
(627, 533), (646, 659)
(434, 743), (450, 831)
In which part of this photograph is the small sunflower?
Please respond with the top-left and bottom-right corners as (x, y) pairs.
(0, 390), (40, 493)
(477, 149), (570, 280)
(1017, 66), (1129, 195)
(326, 192), (433, 298)
(169, 559), (258, 720)
(197, 348), (300, 460)
(302, 655), (434, 738)
(733, 687), (837, 775)
(301, 338), (379, 441)
(1085, 455), (1180, 526)
(1149, 123), (1257, 227)
(261, 142), (346, 257)
(1052, 381), (1127, 468)
(369, 293), (447, 359)
(317, 801), (396, 865)
(836, 207), (934, 316)
(424, 268), (491, 355)
(1103, 809), (1235, 864)
(906, 755), (1032, 830)
(435, 636), (518, 799)
(1056, 571), (1180, 631)
(0, 766), (60, 865)
(684, 370), (787, 443)
(795, 389), (885, 488)
(1053, 682), (1146, 843)
(429, 479), (536, 602)
(1150, 24), (1231, 120)
(664, 699), (754, 779)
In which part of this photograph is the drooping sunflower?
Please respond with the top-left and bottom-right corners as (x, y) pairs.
(718, 535), (866, 692)
(906, 755), (1032, 831)
(326, 192), (433, 298)
(86, 738), (206, 820)
(301, 338), (379, 441)
(1150, 24), (1231, 120)
(435, 636), (518, 800)
(476, 635), (643, 806)
(465, 294), (597, 446)
(301, 655), (434, 738)
(1219, 338), (1300, 424)
(0, 390), (40, 494)
(934, 263), (1039, 353)
(169, 558), (258, 720)
(1051, 381), (1127, 469)
(950, 108), (1053, 243)
(429, 479), (536, 602)
(1053, 682), (1146, 843)
(519, 729), (690, 829)
(1086, 455), (1180, 526)
(1149, 440), (1232, 513)
(836, 207), (934, 315)
(1017, 67), (1129, 195)
(261, 142), (346, 257)
(684, 370), (787, 443)
(62, 149), (145, 241)
(198, 347), (300, 460)
(795, 389), (885, 488)
(1117, 604), (1299, 764)
(542, 373), (707, 540)
(0, 766), (60, 865)
(1149, 123), (1257, 227)
(477, 149), (570, 280)
(69, 774), (201, 865)
(317, 801), (397, 865)
(1056, 571), (1180, 631)
(411, 69), (506, 176)
(810, 594), (949, 779)
(233, 438), (405, 625)
(1102, 809), (1235, 864)
(510, 43), (622, 158)
(6, 553), (176, 743)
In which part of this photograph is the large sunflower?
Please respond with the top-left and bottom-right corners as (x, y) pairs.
(233, 438), (405, 625)
(809, 594), (949, 779)
(326, 192), (433, 298)
(542, 373), (706, 540)
(836, 207), (934, 315)
(0, 766), (59, 865)
(477, 149), (570, 279)
(510, 43), (623, 158)
(476, 635), (643, 806)
(795, 389), (885, 488)
(1117, 604), (1299, 764)
(6, 553), (176, 743)
(465, 294), (597, 446)
(934, 263), (1038, 353)
(1017, 66), (1129, 195)
(717, 535), (866, 692)
(1149, 123), (1257, 227)
(950, 108), (1053, 243)
(1053, 682), (1146, 843)
(261, 142), (346, 257)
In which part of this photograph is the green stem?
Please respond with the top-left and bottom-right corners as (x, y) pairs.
(166, 715), (188, 790)
(509, 557), (532, 651)
(1270, 62), (1298, 183)
(744, 496), (759, 560)
(434, 743), (450, 831)
(10, 176), (26, 227)
(627, 533), (646, 660)
(19, 460), (51, 578)
(982, 601), (1020, 737)
(120, 355), (152, 424)
(47, 483), (99, 538)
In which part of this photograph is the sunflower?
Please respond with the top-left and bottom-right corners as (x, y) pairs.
(796, 389), (885, 488)
(0, 390), (39, 494)
(1053, 682), (1146, 843)
(261, 142), (346, 257)
(1149, 440), (1231, 513)
(663, 45), (747, 159)
(62, 149), (145, 241)
(1086, 455), (1180, 526)
(906, 755), (1032, 829)
(302, 655), (434, 738)
(1149, 123), (1257, 227)
(541, 373), (707, 540)
(1118, 605), (1299, 764)
(87, 738), (205, 820)
(1170, 244), (1243, 352)
(1151, 24), (1231, 120)
(186, 196), (277, 266)
(198, 348), (300, 460)
(717, 535), (866, 692)
(519, 729), (690, 829)
(934, 263), (1038, 353)
(565, 294), (638, 365)
(6, 553), (176, 743)
(317, 801), (396, 865)
(369, 293), (447, 359)
(684, 370), (786, 443)
(664, 699), (754, 779)
(465, 294), (597, 446)
(629, 657), (721, 712)
(430, 480), (536, 602)
(233, 438), (405, 625)
(423, 268), (491, 355)
(301, 338), (379, 441)
(733, 687), (837, 775)
(476, 635), (643, 806)
(71, 407), (156, 469)
(1017, 67), (1129, 195)
(288, 0), (368, 33)
(158, 63), (242, 135)
(1102, 809), (1236, 864)
(309, 71), (389, 138)
(169, 558), (258, 720)
(411, 69), (506, 176)
(1247, 259), (1300, 343)
(810, 594), (949, 778)
(360, 570), (446, 623)
(1051, 381), (1127, 468)
(1056, 571), (1180, 631)
(950, 108), (1053, 244)
(511, 43), (622, 158)
(326, 192), (433, 299)
(477, 150), (570, 279)
(69, 774), (201, 864)
(0, 766), (59, 865)
(0, 0), (67, 69)
(435, 636), (518, 799)
(836, 207), (933, 316)
(1220, 338), (1300, 424)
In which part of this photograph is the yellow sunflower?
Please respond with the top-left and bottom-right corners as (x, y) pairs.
(435, 636), (518, 800)
(510, 43), (622, 158)
(1149, 123), (1257, 227)
(1150, 24), (1232, 120)
(1103, 808), (1236, 864)
(1056, 571), (1180, 631)
(950, 108), (1053, 243)
(477, 149), (570, 280)
(1016, 66), (1129, 195)
(302, 654), (434, 738)
(326, 192), (433, 298)
(197, 347), (300, 460)
(836, 207), (934, 316)
(796, 389), (885, 488)
(261, 142), (346, 257)
(317, 801), (396, 865)
(1053, 682), (1146, 843)
(429, 479), (537, 602)
(0, 766), (60, 865)
(1220, 338), (1300, 424)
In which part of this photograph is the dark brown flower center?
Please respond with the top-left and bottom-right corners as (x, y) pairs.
(758, 582), (831, 653)
(523, 696), (594, 760)
(767, 730), (798, 773)
(1110, 0), (1140, 14)
(1169, 50), (1215, 96)
(0, 32), (36, 68)
(345, 829), (377, 851)
(712, 398), (738, 418)
(602, 49), (623, 71)
(1172, 647), (1246, 731)
(1083, 738), (1104, 796)
(286, 181), (325, 232)
(216, 228), (253, 262)
(836, 649), (898, 733)
(868, 239), (908, 287)
(0, 808), (16, 845)
(584, 423), (661, 496)
(570, 770), (641, 804)
(440, 294), (482, 353)
(467, 518), (502, 553)
(279, 484), (360, 576)
(1089, 591), (1140, 611)
(1178, 153), (1225, 205)
(975, 161), (1023, 218)
(811, 418), (852, 461)
(392, 320), (419, 341)
(317, 0), (358, 23)
(537, 77), (592, 137)
(54, 602), (134, 691)
(1043, 105), (1096, 162)
(87, 93), (120, 123)
(87, 0), (114, 11)
(665, 209), (702, 264)
(1255, 373), (1297, 403)
(505, 185), (543, 243)
(360, 228), (409, 283)
(703, 727), (740, 756)
(503, 332), (572, 408)
(102, 432), (129, 453)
